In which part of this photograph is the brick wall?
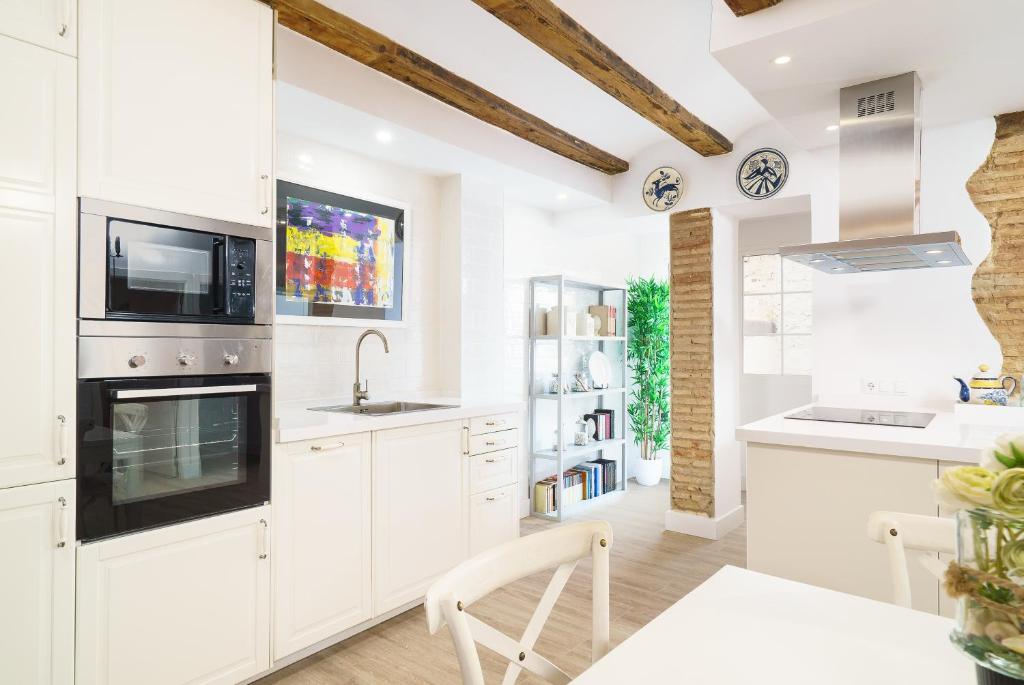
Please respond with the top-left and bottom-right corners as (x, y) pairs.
(669, 208), (715, 517)
(969, 111), (1024, 384)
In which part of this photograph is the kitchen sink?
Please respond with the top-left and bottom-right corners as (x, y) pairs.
(308, 401), (458, 416)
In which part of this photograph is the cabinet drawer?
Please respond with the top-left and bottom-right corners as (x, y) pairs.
(470, 413), (518, 435)
(469, 429), (518, 455)
(469, 448), (515, 494)
(469, 485), (518, 556)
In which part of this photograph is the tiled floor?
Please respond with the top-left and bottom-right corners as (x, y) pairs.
(258, 480), (746, 684)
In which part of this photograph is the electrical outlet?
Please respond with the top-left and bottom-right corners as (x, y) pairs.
(861, 378), (878, 394)
(878, 379), (894, 395)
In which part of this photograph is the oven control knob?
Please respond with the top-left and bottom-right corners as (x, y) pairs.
(177, 353), (196, 367)
(223, 353), (239, 366)
(128, 354), (146, 369)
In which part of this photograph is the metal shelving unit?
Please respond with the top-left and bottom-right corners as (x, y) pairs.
(528, 275), (628, 522)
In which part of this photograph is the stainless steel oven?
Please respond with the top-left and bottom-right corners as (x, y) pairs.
(79, 199), (272, 333)
(76, 336), (272, 542)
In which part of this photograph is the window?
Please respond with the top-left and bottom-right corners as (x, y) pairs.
(742, 254), (812, 375)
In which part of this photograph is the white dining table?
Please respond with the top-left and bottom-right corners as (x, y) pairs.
(571, 565), (975, 684)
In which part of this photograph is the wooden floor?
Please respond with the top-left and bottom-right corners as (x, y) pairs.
(258, 481), (746, 684)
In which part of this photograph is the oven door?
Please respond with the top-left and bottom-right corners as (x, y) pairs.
(76, 374), (271, 542)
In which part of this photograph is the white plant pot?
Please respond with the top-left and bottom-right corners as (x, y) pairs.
(635, 457), (663, 487)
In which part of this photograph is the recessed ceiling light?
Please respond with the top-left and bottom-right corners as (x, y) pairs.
(825, 124), (839, 132)
(809, 258), (825, 263)
(556, 192), (568, 201)
(924, 249), (944, 255)
(375, 130), (393, 143)
(937, 260), (952, 265)
(772, 55), (791, 65)
(298, 153), (313, 164)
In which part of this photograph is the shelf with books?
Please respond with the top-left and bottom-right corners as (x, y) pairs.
(527, 275), (628, 523)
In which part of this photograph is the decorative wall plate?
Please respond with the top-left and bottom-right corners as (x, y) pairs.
(643, 166), (683, 211)
(736, 148), (789, 200)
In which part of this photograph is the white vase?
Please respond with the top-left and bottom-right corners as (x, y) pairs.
(635, 456), (663, 487)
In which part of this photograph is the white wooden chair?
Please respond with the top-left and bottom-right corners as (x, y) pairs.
(867, 510), (956, 608)
(425, 520), (613, 685)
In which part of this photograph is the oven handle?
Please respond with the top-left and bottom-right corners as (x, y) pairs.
(113, 384), (261, 400)
(212, 237), (226, 314)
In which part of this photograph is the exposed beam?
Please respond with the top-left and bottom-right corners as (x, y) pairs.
(261, 0), (628, 175)
(471, 0), (732, 157)
(723, 0), (783, 17)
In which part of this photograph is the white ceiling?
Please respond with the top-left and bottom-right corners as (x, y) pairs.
(712, 0), (1024, 150)
(317, 0), (770, 161)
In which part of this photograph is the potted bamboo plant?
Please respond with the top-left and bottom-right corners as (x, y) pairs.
(626, 277), (670, 487)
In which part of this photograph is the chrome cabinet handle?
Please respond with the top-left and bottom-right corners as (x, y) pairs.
(309, 441), (345, 452)
(257, 518), (268, 559)
(55, 497), (68, 548)
(462, 425), (469, 456)
(56, 415), (67, 466)
(260, 174), (270, 215)
(484, 456), (507, 464)
(57, 0), (70, 37)
(484, 419), (506, 427)
(485, 493), (509, 503)
(485, 439), (506, 447)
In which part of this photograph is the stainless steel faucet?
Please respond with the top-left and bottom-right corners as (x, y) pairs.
(353, 329), (390, 406)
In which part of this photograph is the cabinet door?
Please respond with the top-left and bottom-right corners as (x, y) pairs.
(79, 0), (273, 227)
(0, 480), (75, 685)
(372, 420), (468, 615)
(274, 434), (372, 660)
(0, 0), (77, 56)
(76, 506), (271, 685)
(0, 36), (76, 489)
(469, 485), (518, 556)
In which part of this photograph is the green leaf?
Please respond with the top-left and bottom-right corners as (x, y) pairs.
(1011, 441), (1024, 467)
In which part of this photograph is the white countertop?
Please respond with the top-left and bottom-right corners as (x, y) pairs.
(275, 395), (525, 443)
(736, 404), (1024, 463)
(571, 565), (971, 684)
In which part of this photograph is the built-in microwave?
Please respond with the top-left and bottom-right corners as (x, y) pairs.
(79, 199), (272, 329)
(76, 336), (272, 542)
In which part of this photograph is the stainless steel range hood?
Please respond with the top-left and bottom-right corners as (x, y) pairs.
(780, 72), (970, 273)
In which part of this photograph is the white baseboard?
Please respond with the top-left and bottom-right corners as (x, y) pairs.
(664, 504), (745, 540)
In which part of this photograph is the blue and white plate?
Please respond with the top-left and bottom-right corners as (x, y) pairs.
(643, 167), (683, 211)
(737, 148), (789, 200)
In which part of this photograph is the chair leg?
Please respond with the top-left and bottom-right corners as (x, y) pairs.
(591, 532), (610, 661)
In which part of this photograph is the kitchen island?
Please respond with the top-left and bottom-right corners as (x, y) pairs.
(737, 405), (1023, 615)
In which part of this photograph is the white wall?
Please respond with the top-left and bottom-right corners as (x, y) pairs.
(810, 118), (999, 410)
(274, 133), (443, 403)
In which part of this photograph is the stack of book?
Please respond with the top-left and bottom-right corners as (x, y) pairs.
(533, 458), (618, 514)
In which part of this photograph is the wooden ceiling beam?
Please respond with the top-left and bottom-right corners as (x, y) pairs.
(723, 0), (783, 17)
(261, 0), (628, 175)
(471, 0), (732, 157)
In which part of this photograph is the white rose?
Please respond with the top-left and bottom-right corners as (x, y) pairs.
(988, 433), (1024, 471)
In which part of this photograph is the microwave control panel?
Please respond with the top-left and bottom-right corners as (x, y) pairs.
(227, 237), (256, 318)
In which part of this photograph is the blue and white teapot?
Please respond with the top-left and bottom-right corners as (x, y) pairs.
(954, 364), (1018, 405)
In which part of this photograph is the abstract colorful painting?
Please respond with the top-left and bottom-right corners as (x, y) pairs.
(276, 180), (405, 323)
(284, 197), (395, 307)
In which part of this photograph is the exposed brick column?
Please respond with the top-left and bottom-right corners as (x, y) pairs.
(969, 111), (1024, 387)
(668, 208), (715, 517)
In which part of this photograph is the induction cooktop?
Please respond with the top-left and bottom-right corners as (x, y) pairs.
(784, 406), (935, 428)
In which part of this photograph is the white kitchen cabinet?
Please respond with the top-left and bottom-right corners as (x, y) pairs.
(0, 480), (75, 685)
(273, 434), (372, 660)
(747, 443), (940, 614)
(0, 35), (76, 490)
(76, 506), (271, 685)
(79, 0), (273, 227)
(469, 485), (517, 556)
(0, 0), (77, 56)
(372, 420), (468, 614)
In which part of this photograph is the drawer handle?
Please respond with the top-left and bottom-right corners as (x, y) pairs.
(484, 456), (507, 464)
(260, 174), (270, 215)
(484, 420), (506, 427)
(57, 0), (70, 36)
(257, 518), (268, 560)
(56, 415), (68, 466)
(485, 439), (506, 447)
(310, 441), (345, 452)
(55, 496), (68, 549)
(485, 494), (509, 502)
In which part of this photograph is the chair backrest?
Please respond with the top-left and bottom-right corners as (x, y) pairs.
(424, 520), (612, 685)
(867, 510), (956, 608)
